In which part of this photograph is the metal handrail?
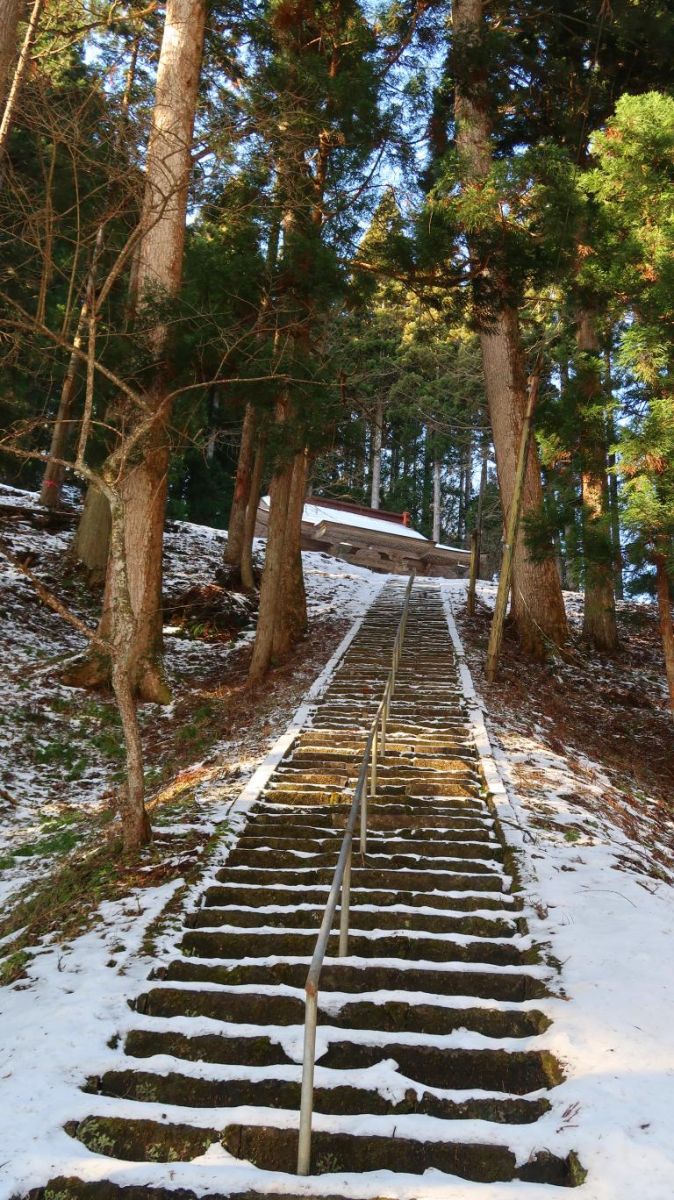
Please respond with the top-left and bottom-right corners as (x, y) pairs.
(297, 573), (415, 1175)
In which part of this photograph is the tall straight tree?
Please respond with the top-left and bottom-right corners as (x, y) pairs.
(248, 0), (382, 682)
(450, 0), (568, 656)
(574, 308), (618, 649)
(71, 0), (207, 701)
(508, 0), (674, 648)
(0, 0), (23, 106)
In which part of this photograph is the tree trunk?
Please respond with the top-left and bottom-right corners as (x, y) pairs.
(40, 348), (81, 508)
(604, 350), (623, 597)
(72, 482), (111, 574)
(240, 436), (265, 591)
(272, 448), (309, 661)
(41, 226), (105, 508)
(205, 387), (218, 462)
(225, 403), (256, 567)
(107, 496), (153, 850)
(467, 443), (487, 615)
(0, 0), (43, 160)
(457, 462), (465, 544)
(452, 0), (568, 657)
(73, 0), (206, 699)
(479, 312), (569, 654)
(607, 441), (623, 600)
(485, 369), (540, 681)
(248, 450), (295, 684)
(463, 437), (472, 545)
(432, 459), (441, 542)
(576, 310), (618, 651)
(370, 396), (384, 510)
(0, 0), (22, 107)
(654, 548), (674, 717)
(102, 434), (171, 703)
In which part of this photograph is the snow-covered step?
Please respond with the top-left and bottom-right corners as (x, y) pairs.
(193, 902), (518, 936)
(85, 1066), (552, 1124)
(64, 1114), (582, 1185)
(158, 956), (550, 1002)
(135, 981), (549, 1039)
(203, 882), (518, 912)
(214, 865), (509, 892)
(224, 844), (503, 868)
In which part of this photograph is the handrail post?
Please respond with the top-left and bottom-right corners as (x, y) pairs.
(297, 987), (318, 1175)
(360, 761), (368, 856)
(296, 571), (415, 1179)
(339, 844), (351, 955)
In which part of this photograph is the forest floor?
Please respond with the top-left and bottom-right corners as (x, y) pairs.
(1, 489), (674, 1199)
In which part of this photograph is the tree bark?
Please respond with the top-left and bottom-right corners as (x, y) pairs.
(463, 436), (472, 545)
(486, 370), (540, 681)
(479, 310), (569, 654)
(576, 310), (618, 651)
(467, 443), (487, 615)
(0, 0), (22, 108)
(101, 433), (171, 703)
(272, 448), (309, 660)
(107, 496), (153, 850)
(225, 403), (257, 568)
(452, 0), (568, 657)
(72, 482), (111, 574)
(240, 436), (265, 591)
(248, 448), (295, 684)
(607, 436), (623, 600)
(370, 396), (384, 510)
(74, 0), (206, 700)
(41, 227), (105, 508)
(432, 458), (441, 542)
(0, 0), (43, 161)
(654, 548), (674, 717)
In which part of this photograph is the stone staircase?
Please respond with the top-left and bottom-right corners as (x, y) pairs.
(33, 580), (584, 1199)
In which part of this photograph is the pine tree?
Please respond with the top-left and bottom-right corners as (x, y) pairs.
(248, 0), (384, 681)
(588, 92), (674, 708)
(433, 0), (569, 657)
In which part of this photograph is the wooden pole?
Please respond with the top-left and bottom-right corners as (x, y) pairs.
(485, 368), (541, 682)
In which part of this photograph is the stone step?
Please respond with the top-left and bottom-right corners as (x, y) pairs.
(85, 1067), (551, 1123)
(136, 979), (549, 1038)
(219, 1123), (584, 1184)
(195, 900), (518, 936)
(157, 958), (548, 1001)
(64, 1117), (583, 1185)
(203, 884), (518, 912)
(242, 818), (494, 838)
(224, 844), (502, 868)
(215, 866), (507, 891)
(180, 927), (532, 966)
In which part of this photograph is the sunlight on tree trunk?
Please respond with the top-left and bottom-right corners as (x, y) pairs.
(452, 0), (568, 658)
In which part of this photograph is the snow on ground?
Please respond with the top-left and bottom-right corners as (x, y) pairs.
(0, 486), (387, 910)
(442, 579), (674, 1200)
(1, 501), (673, 1199)
(0, 597), (376, 1200)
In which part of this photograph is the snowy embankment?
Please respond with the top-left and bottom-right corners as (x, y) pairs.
(0, 584), (377, 1200)
(0, 483), (387, 910)
(443, 580), (674, 1200)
